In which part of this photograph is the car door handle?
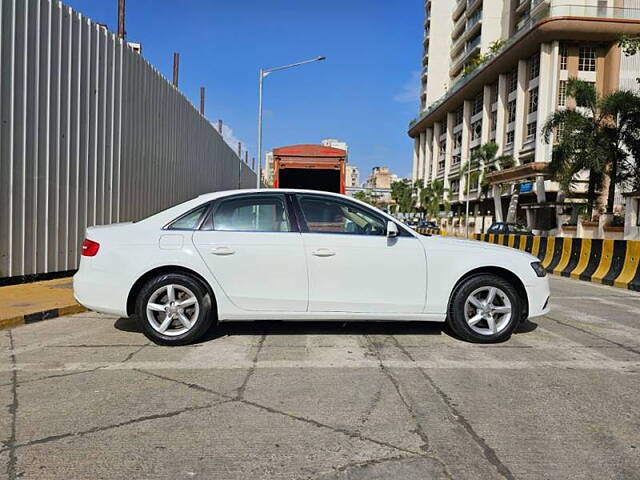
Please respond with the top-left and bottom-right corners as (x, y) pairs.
(312, 248), (336, 257)
(211, 246), (235, 256)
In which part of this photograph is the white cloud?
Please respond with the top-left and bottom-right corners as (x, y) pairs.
(393, 70), (421, 103)
(219, 123), (249, 160)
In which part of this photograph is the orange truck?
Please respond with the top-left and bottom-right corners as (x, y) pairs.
(272, 144), (346, 194)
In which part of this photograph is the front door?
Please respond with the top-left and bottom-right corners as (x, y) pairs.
(193, 193), (308, 311)
(295, 194), (427, 313)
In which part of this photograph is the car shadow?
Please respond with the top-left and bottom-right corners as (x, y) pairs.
(114, 317), (538, 344)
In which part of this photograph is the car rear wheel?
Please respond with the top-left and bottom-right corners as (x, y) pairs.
(447, 274), (522, 343)
(135, 272), (214, 346)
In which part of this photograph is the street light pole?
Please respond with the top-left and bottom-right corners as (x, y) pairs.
(465, 160), (471, 239)
(256, 56), (326, 189)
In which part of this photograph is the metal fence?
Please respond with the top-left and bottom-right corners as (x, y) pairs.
(0, 0), (256, 280)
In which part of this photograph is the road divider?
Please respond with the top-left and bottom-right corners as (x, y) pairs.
(474, 234), (640, 291)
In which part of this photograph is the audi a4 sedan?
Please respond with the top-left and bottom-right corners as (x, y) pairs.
(73, 189), (550, 345)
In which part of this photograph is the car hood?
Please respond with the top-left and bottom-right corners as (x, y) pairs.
(417, 234), (539, 262)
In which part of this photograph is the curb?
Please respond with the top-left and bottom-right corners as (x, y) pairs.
(0, 304), (87, 331)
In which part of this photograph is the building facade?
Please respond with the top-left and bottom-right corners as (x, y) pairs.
(346, 165), (360, 188)
(411, 0), (640, 231)
(365, 167), (398, 189)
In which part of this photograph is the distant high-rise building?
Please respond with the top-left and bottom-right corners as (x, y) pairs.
(346, 165), (360, 188)
(321, 138), (348, 154)
(365, 167), (398, 190)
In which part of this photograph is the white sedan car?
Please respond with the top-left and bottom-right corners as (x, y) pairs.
(74, 189), (550, 345)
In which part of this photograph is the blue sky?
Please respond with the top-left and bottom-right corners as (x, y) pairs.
(65, 0), (424, 179)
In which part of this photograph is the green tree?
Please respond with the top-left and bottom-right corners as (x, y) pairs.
(542, 79), (640, 218)
(391, 179), (417, 214)
(421, 179), (449, 221)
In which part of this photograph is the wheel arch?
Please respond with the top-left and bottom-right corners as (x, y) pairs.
(448, 266), (529, 319)
(126, 265), (218, 317)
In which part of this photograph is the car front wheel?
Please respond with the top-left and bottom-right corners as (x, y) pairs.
(447, 274), (522, 343)
(135, 272), (214, 346)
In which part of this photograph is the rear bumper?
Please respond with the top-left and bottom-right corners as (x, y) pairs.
(73, 265), (129, 317)
(525, 278), (551, 318)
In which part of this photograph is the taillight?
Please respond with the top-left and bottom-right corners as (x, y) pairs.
(81, 239), (100, 257)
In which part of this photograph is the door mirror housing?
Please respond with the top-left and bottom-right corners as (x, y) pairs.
(387, 221), (399, 238)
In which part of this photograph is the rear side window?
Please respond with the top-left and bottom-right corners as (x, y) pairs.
(212, 195), (291, 232)
(166, 204), (208, 230)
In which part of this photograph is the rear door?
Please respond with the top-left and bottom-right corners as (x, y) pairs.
(192, 193), (308, 312)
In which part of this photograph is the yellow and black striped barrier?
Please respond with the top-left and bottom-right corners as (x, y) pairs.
(415, 227), (446, 236)
(474, 233), (640, 292)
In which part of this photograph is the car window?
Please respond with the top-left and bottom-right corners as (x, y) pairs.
(298, 195), (386, 235)
(212, 195), (291, 232)
(166, 204), (208, 230)
(488, 224), (500, 234)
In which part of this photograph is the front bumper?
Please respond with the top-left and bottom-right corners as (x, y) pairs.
(525, 278), (551, 318)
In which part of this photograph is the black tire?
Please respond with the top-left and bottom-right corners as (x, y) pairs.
(135, 272), (215, 346)
(447, 274), (522, 343)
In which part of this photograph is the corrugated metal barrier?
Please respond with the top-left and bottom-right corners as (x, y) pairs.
(0, 0), (256, 280)
(474, 234), (640, 292)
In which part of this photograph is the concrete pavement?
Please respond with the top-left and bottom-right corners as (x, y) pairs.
(1, 276), (639, 479)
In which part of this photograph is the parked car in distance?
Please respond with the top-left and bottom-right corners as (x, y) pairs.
(74, 189), (550, 346)
(487, 222), (533, 235)
(417, 220), (439, 229)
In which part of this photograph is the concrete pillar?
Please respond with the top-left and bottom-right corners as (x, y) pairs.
(535, 42), (558, 163)
(418, 131), (427, 184)
(431, 122), (441, 181)
(495, 74), (508, 155)
(513, 59), (528, 164)
(444, 112), (455, 191)
(535, 174), (546, 203)
(493, 184), (503, 222)
(460, 100), (472, 203)
(481, 84), (492, 145)
(423, 128), (433, 186)
(412, 137), (420, 181)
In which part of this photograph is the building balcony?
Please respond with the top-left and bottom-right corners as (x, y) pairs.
(453, 0), (467, 21)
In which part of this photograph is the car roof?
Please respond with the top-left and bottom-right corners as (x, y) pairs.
(196, 188), (356, 202)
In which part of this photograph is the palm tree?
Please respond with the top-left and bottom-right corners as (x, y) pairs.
(542, 79), (640, 218)
(390, 179), (416, 214)
(460, 142), (513, 230)
(422, 179), (449, 221)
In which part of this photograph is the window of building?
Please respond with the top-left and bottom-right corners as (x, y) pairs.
(490, 111), (497, 132)
(455, 107), (464, 126)
(528, 88), (538, 115)
(454, 132), (463, 149)
(213, 195), (291, 232)
(508, 69), (518, 93)
(298, 196), (386, 236)
(490, 84), (498, 104)
(526, 122), (537, 140)
(578, 46), (596, 72)
(506, 130), (515, 145)
(529, 54), (540, 80)
(452, 154), (461, 166)
(507, 100), (517, 123)
(441, 122), (447, 135)
(472, 94), (483, 116)
(558, 80), (567, 107)
(438, 159), (446, 171)
(450, 179), (460, 193)
(471, 120), (482, 141)
(560, 44), (568, 70)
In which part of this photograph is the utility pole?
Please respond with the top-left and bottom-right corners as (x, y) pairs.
(217, 120), (223, 135)
(200, 87), (205, 115)
(172, 53), (180, 87)
(117, 0), (126, 39)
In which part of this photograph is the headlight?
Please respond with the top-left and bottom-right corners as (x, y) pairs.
(531, 261), (547, 277)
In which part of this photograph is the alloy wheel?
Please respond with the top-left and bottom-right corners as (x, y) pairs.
(463, 286), (512, 336)
(146, 284), (200, 337)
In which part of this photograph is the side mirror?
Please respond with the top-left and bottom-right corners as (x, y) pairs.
(387, 221), (399, 238)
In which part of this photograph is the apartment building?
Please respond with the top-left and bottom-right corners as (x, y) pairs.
(411, 0), (640, 231)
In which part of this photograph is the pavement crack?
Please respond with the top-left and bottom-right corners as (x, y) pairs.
(313, 453), (421, 478)
(362, 335), (431, 452)
(389, 335), (515, 480)
(5, 330), (18, 480)
(235, 332), (267, 400)
(0, 401), (229, 454)
(358, 380), (383, 426)
(545, 315), (640, 356)
(135, 367), (423, 457)
(122, 342), (151, 363)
